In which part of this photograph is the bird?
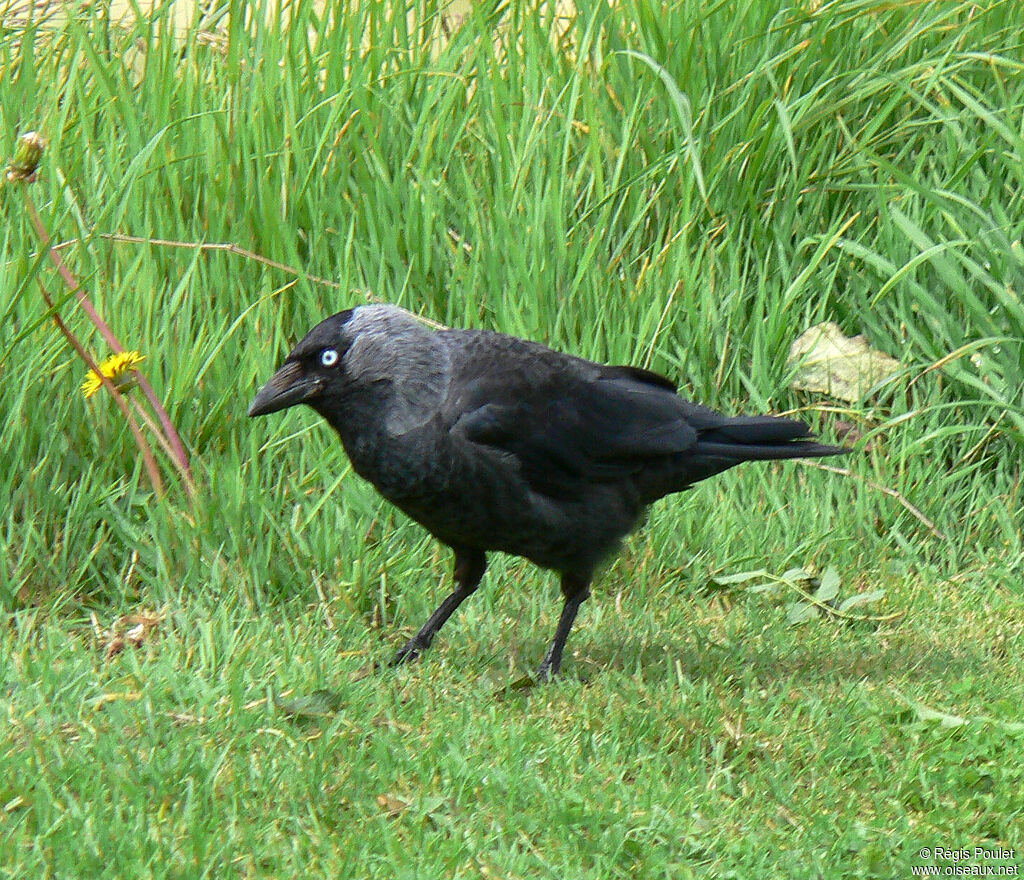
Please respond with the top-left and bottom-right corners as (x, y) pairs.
(249, 304), (848, 682)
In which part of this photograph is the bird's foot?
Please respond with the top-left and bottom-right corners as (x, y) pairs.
(534, 659), (558, 684)
(390, 637), (428, 667)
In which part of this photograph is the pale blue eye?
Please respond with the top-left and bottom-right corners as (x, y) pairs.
(320, 348), (339, 367)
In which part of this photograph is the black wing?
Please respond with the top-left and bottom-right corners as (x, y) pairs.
(449, 355), (697, 500)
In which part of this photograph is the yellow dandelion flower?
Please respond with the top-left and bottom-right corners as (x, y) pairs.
(81, 350), (146, 399)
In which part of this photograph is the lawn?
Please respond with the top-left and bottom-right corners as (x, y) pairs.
(1, 0), (1022, 876)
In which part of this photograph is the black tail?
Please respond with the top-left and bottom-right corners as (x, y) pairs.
(693, 439), (847, 461)
(694, 415), (846, 460)
(658, 414), (848, 493)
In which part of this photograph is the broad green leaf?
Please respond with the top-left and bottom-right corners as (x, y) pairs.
(813, 568), (842, 603)
(838, 590), (887, 613)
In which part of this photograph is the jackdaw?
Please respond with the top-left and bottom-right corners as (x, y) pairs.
(249, 304), (847, 681)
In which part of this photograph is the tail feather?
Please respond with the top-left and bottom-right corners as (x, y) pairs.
(692, 439), (847, 461)
(702, 415), (813, 445)
(637, 413), (849, 501)
(697, 413), (847, 461)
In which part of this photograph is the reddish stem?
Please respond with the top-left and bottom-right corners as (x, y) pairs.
(38, 282), (165, 497)
(23, 192), (193, 489)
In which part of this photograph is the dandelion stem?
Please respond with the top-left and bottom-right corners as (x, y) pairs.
(129, 396), (197, 496)
(22, 191), (194, 493)
(37, 281), (165, 497)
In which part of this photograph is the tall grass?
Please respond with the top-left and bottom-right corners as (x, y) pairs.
(3, 0), (1020, 605)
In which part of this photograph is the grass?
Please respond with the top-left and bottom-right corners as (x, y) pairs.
(1, 0), (1023, 875)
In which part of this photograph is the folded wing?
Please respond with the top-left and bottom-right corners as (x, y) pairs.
(450, 363), (701, 499)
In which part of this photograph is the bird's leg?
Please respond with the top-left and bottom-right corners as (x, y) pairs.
(535, 572), (592, 682)
(390, 548), (487, 666)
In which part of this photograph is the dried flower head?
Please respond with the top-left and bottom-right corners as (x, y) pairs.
(82, 350), (146, 399)
(6, 131), (47, 182)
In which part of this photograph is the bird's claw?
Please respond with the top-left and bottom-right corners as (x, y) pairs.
(534, 661), (557, 684)
(390, 638), (425, 667)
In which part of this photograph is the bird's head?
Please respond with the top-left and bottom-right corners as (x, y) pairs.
(248, 304), (450, 433)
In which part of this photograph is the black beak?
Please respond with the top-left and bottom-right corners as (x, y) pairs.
(248, 361), (322, 417)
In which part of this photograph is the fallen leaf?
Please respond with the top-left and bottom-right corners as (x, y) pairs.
(788, 322), (900, 402)
(98, 607), (165, 660)
(376, 793), (410, 818)
(273, 689), (346, 718)
(103, 634), (126, 661)
(494, 675), (540, 699)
